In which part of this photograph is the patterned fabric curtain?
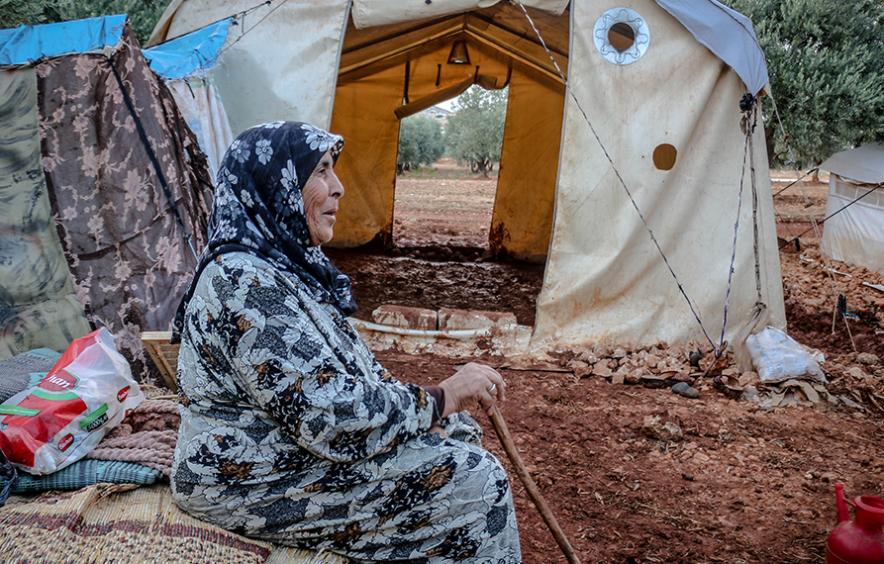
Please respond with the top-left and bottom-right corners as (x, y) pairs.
(33, 26), (212, 378)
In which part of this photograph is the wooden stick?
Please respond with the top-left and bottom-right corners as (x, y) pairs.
(488, 406), (581, 564)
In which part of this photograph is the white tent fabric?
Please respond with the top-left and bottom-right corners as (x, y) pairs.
(820, 175), (884, 275)
(655, 0), (769, 94)
(819, 143), (884, 185)
(155, 0), (350, 134)
(150, 0), (786, 347)
(351, 0), (569, 29)
(532, 0), (784, 347)
(166, 78), (233, 178)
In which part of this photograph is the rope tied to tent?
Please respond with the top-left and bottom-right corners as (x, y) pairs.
(742, 95), (765, 310)
(512, 1), (719, 352)
(716, 95), (768, 356)
(218, 0), (290, 57)
(772, 167), (819, 198)
(106, 54), (198, 261)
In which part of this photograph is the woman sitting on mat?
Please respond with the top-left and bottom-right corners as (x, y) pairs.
(171, 121), (520, 562)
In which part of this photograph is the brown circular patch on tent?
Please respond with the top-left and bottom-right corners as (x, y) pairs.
(653, 143), (677, 171)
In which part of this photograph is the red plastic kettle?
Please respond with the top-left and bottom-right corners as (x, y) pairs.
(826, 483), (884, 563)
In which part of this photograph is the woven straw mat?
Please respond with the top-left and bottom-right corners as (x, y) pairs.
(0, 484), (346, 564)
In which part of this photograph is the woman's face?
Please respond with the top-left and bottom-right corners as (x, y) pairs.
(303, 151), (344, 246)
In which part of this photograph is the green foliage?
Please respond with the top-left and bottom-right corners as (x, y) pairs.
(397, 114), (445, 174)
(726, 0), (884, 167)
(445, 86), (507, 176)
(0, 0), (169, 45)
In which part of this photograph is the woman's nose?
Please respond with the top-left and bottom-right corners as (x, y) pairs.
(330, 171), (344, 198)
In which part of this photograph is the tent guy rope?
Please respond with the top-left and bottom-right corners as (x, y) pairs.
(778, 182), (883, 249)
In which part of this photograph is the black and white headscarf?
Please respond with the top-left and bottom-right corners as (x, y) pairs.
(173, 121), (355, 339)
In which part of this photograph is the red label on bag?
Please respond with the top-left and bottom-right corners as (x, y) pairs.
(39, 370), (79, 392)
(58, 433), (74, 451)
(117, 386), (130, 402)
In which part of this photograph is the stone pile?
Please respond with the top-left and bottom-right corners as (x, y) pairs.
(548, 342), (881, 412)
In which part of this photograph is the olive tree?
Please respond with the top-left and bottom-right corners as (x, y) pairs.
(445, 86), (508, 177)
(397, 114), (446, 173)
(725, 0), (884, 168)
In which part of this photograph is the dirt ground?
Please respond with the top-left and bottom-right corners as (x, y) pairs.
(327, 159), (543, 324)
(331, 163), (883, 562)
(393, 158), (498, 249)
(384, 351), (882, 563)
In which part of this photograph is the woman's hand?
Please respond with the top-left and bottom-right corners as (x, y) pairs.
(438, 362), (506, 417)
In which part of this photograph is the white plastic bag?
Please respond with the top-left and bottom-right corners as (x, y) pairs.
(0, 328), (144, 475)
(745, 326), (827, 384)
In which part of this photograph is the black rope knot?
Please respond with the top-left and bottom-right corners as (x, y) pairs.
(739, 93), (756, 113)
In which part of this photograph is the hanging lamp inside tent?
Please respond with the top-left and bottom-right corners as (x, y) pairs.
(447, 40), (470, 65)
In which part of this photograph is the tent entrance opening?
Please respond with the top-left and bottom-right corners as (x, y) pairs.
(326, 5), (570, 326)
(392, 86), (508, 253)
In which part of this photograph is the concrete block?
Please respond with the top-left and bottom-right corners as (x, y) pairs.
(371, 304), (438, 330)
(437, 308), (518, 331)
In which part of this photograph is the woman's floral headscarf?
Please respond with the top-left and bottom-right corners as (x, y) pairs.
(173, 121), (355, 338)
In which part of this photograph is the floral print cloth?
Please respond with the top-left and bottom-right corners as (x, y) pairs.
(35, 27), (212, 376)
(172, 123), (520, 562)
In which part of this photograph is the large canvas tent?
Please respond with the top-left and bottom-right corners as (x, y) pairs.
(819, 144), (884, 275)
(151, 0), (786, 348)
(0, 16), (211, 371)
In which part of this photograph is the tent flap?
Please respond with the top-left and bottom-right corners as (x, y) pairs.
(352, 0), (569, 29)
(165, 78), (234, 179)
(36, 27), (212, 373)
(654, 0), (768, 94)
(0, 15), (126, 68)
(143, 18), (232, 80)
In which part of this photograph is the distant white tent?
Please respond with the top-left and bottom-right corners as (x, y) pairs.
(819, 144), (884, 274)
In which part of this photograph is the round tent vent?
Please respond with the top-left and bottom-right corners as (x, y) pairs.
(593, 8), (650, 65)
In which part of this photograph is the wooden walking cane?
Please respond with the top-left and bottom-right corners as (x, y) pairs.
(488, 406), (581, 564)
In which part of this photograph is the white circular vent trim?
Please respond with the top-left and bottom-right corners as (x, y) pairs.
(593, 7), (650, 65)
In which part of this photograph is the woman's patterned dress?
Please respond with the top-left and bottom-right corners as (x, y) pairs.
(172, 252), (521, 562)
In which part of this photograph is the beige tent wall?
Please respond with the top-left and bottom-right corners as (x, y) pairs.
(152, 0), (350, 134)
(533, 0), (785, 347)
(820, 175), (884, 274)
(491, 68), (564, 261)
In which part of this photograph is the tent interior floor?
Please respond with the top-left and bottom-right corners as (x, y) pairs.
(325, 246), (544, 327)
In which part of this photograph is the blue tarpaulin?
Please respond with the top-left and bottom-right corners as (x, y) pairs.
(0, 14), (127, 67)
(143, 19), (232, 80)
(655, 0), (769, 94)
